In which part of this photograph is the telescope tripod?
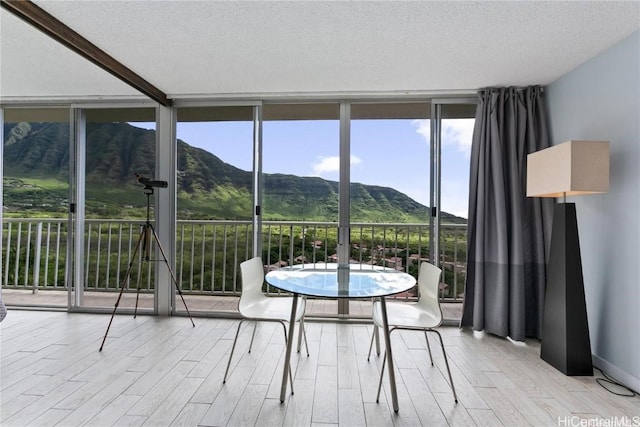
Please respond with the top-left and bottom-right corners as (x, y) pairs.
(99, 186), (195, 351)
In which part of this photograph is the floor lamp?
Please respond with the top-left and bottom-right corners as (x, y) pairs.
(526, 140), (610, 376)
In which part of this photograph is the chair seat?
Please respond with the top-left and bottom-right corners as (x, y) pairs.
(240, 296), (306, 323)
(372, 300), (440, 329)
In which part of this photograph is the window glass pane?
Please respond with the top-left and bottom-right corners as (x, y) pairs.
(439, 104), (474, 314)
(82, 108), (156, 311)
(2, 108), (70, 308)
(262, 103), (340, 316)
(175, 106), (253, 314)
(349, 102), (431, 315)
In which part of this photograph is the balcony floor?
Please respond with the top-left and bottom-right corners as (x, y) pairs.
(0, 289), (464, 323)
(2, 309), (638, 426)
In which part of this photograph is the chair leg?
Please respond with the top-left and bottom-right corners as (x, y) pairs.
(367, 327), (374, 361)
(424, 330), (434, 366)
(297, 297), (310, 356)
(248, 322), (258, 353)
(376, 352), (386, 403)
(280, 322), (295, 395)
(223, 320), (244, 383)
(431, 329), (458, 403)
(297, 318), (302, 353)
(297, 316), (310, 356)
(367, 325), (382, 362)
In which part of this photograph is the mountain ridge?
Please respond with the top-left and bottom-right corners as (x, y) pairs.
(3, 121), (466, 223)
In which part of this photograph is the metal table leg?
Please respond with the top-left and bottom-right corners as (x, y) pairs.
(280, 293), (299, 403)
(379, 297), (399, 412)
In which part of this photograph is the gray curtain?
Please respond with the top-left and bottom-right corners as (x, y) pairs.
(461, 86), (554, 341)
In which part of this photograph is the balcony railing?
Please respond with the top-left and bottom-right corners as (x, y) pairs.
(2, 218), (467, 302)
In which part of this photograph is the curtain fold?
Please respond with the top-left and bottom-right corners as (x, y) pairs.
(461, 86), (554, 341)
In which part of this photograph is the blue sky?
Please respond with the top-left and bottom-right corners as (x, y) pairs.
(136, 118), (473, 218)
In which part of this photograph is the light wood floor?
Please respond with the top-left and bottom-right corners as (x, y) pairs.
(1, 310), (638, 427)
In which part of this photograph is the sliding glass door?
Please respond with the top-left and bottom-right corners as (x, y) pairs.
(434, 101), (475, 318)
(1, 107), (70, 309)
(175, 105), (256, 315)
(257, 100), (473, 319)
(1, 99), (474, 320)
(348, 102), (432, 315)
(262, 103), (340, 316)
(76, 107), (157, 311)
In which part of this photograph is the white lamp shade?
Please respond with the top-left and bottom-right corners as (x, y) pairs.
(526, 140), (610, 198)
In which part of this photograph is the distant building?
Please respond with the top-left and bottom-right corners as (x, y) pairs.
(384, 256), (403, 269)
(267, 260), (288, 271)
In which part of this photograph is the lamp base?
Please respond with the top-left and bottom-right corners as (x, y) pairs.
(540, 203), (593, 376)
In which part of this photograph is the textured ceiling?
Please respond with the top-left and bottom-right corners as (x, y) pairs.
(1, 0), (639, 102)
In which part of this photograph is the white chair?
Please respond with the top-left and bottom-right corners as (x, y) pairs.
(368, 261), (458, 403)
(223, 257), (309, 391)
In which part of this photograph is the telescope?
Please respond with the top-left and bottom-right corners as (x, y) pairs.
(100, 171), (194, 351)
(134, 173), (168, 188)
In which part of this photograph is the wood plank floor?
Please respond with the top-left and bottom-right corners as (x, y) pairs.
(1, 309), (638, 427)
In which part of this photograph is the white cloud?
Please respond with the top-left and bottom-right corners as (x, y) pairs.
(410, 118), (473, 218)
(412, 118), (474, 159)
(312, 155), (362, 176)
(412, 119), (430, 142)
(443, 119), (474, 158)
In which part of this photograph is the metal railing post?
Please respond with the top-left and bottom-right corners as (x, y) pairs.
(1, 218), (467, 304)
(33, 222), (43, 293)
(25, 223), (32, 291)
(4, 222), (11, 287)
(14, 222), (22, 286)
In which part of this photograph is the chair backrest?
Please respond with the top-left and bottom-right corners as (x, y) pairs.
(416, 261), (444, 325)
(239, 257), (268, 312)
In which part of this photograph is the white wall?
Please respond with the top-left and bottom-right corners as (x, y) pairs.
(546, 31), (640, 391)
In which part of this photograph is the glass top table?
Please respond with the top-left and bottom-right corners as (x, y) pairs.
(265, 262), (416, 412)
(264, 263), (417, 298)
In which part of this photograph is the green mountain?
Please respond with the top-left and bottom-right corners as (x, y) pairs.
(2, 121), (466, 223)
